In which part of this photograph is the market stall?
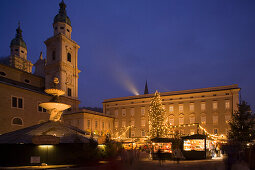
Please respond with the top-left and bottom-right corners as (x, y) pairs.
(150, 138), (173, 160)
(181, 134), (215, 160)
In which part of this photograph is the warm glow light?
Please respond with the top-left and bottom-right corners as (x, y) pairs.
(38, 145), (54, 148)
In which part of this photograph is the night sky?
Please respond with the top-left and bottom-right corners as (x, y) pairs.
(0, 0), (255, 110)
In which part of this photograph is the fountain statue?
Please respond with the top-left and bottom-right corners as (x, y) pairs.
(39, 77), (71, 122)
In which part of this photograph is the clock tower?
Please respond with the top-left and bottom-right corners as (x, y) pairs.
(44, 0), (80, 110)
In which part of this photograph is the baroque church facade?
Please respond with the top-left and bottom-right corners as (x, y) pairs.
(0, 1), (113, 135)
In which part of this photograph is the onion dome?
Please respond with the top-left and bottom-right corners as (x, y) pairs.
(54, 0), (71, 26)
(10, 24), (27, 49)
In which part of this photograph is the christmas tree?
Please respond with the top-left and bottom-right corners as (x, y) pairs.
(228, 101), (255, 145)
(148, 91), (167, 138)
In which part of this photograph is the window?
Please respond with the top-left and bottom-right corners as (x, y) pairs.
(213, 94), (216, 96)
(189, 116), (195, 124)
(190, 129), (195, 135)
(141, 131), (146, 137)
(225, 93), (229, 95)
(225, 114), (231, 123)
(0, 71), (6, 76)
(60, 27), (64, 29)
(38, 104), (47, 112)
(131, 120), (135, 126)
(15, 49), (18, 52)
(67, 53), (71, 62)
(162, 105), (166, 110)
(189, 103), (194, 112)
(87, 119), (91, 129)
(122, 120), (126, 127)
(225, 100), (230, 109)
(115, 109), (119, 117)
(169, 117), (174, 125)
(179, 116), (184, 125)
(131, 131), (135, 137)
(95, 120), (98, 129)
(141, 107), (145, 116)
(213, 101), (218, 110)
(67, 29), (70, 32)
(55, 27), (57, 30)
(12, 96), (23, 109)
(102, 121), (105, 130)
(141, 119), (146, 127)
(12, 117), (23, 125)
(21, 50), (24, 53)
(114, 120), (118, 128)
(67, 88), (71, 96)
(214, 128), (218, 134)
(169, 105), (174, 112)
(201, 102), (206, 111)
(179, 104), (183, 112)
(122, 109), (126, 117)
(130, 108), (134, 117)
(213, 115), (218, 124)
(52, 51), (56, 60)
(201, 115), (206, 124)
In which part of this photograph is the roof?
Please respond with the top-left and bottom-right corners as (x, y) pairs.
(54, 0), (71, 26)
(10, 25), (27, 49)
(64, 108), (114, 119)
(0, 121), (90, 144)
(103, 84), (240, 103)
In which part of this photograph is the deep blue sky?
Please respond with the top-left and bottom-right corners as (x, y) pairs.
(0, 0), (255, 110)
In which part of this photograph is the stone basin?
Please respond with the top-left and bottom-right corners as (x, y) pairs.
(39, 102), (71, 111)
(45, 89), (65, 96)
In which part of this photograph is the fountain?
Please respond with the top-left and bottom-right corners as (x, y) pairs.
(39, 77), (71, 122)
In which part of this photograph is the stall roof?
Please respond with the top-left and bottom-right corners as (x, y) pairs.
(181, 134), (210, 140)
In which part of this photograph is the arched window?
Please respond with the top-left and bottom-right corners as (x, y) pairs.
(67, 53), (71, 62)
(52, 51), (56, 61)
(12, 117), (23, 125)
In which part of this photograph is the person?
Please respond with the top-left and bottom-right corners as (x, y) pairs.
(173, 148), (183, 164)
(157, 148), (163, 166)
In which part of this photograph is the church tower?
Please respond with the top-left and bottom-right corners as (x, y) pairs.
(44, 0), (80, 110)
(9, 23), (33, 73)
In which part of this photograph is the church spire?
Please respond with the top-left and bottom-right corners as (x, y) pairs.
(144, 80), (149, 94)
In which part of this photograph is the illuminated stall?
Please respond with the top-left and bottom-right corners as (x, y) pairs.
(150, 138), (173, 160)
(182, 134), (215, 160)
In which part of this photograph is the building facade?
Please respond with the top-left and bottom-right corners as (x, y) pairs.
(103, 85), (240, 140)
(0, 1), (80, 134)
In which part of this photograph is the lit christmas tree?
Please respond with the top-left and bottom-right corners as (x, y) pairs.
(148, 91), (167, 138)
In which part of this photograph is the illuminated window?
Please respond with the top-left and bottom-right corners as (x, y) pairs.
(67, 53), (71, 62)
(12, 96), (23, 109)
(189, 116), (195, 124)
(190, 129), (195, 135)
(131, 131), (135, 137)
(169, 117), (174, 125)
(201, 115), (206, 124)
(115, 109), (118, 117)
(225, 100), (230, 109)
(38, 102), (47, 112)
(141, 119), (146, 127)
(87, 119), (91, 129)
(213, 115), (218, 124)
(95, 120), (98, 129)
(114, 120), (118, 128)
(225, 114), (231, 123)
(162, 105), (166, 110)
(141, 107), (145, 116)
(169, 105), (174, 112)
(131, 120), (135, 126)
(179, 116), (184, 125)
(122, 120), (126, 127)
(12, 117), (23, 125)
(189, 103), (194, 112)
(141, 131), (146, 137)
(201, 102), (205, 111)
(102, 121), (105, 130)
(130, 108), (135, 117)
(213, 101), (218, 110)
(179, 104), (183, 112)
(122, 109), (126, 117)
